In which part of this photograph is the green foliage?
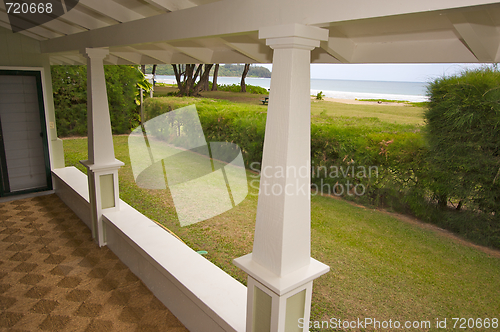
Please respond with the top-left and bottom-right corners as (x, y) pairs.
(51, 65), (142, 136)
(315, 91), (325, 100)
(212, 83), (268, 94)
(135, 72), (153, 105)
(64, 135), (500, 327)
(142, 94), (500, 249)
(145, 64), (271, 78)
(425, 67), (500, 215)
(50, 66), (87, 136)
(216, 64), (271, 78)
(143, 97), (266, 168)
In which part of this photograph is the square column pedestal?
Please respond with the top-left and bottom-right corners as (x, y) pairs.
(81, 160), (124, 246)
(235, 255), (329, 332)
(234, 24), (330, 332)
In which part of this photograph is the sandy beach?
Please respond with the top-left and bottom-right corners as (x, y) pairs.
(318, 97), (407, 106)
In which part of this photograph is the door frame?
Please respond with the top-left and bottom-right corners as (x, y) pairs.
(0, 69), (52, 197)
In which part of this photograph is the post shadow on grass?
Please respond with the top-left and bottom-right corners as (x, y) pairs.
(128, 105), (248, 226)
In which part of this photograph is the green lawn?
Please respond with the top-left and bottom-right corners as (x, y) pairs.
(155, 86), (426, 125)
(63, 133), (500, 330)
(311, 99), (426, 125)
(62, 96), (499, 329)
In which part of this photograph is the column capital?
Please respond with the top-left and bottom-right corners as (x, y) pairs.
(82, 48), (109, 60)
(259, 23), (329, 50)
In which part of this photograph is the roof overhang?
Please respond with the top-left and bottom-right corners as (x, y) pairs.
(2, 0), (500, 64)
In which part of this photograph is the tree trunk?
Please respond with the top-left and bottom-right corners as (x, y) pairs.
(140, 65), (146, 124)
(240, 64), (250, 92)
(172, 64), (203, 96)
(172, 64), (184, 92)
(151, 64), (157, 88)
(437, 194), (448, 209)
(212, 64), (219, 91)
(194, 64), (213, 95)
(184, 64), (195, 95)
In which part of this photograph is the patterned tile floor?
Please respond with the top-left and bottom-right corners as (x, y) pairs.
(0, 194), (189, 331)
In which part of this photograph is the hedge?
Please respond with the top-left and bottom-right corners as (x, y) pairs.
(51, 65), (142, 137)
(143, 93), (500, 249)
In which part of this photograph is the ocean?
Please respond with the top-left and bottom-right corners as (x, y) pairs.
(153, 75), (429, 102)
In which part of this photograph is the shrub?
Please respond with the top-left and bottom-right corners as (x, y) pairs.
(142, 95), (500, 249)
(143, 97), (266, 168)
(52, 65), (142, 136)
(212, 83), (268, 94)
(425, 67), (500, 215)
(315, 91), (325, 100)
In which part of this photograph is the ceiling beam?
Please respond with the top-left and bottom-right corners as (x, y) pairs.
(0, 21), (45, 40)
(169, 52), (202, 63)
(41, 0), (500, 54)
(352, 38), (478, 63)
(448, 11), (499, 62)
(311, 49), (343, 63)
(132, 49), (172, 64)
(110, 46), (166, 64)
(168, 41), (213, 63)
(220, 35), (272, 63)
(133, 43), (203, 64)
(212, 49), (261, 64)
(0, 3), (86, 35)
(49, 56), (64, 65)
(104, 54), (135, 65)
(320, 33), (356, 63)
(0, 10), (66, 39)
(51, 55), (78, 65)
(142, 0), (197, 11)
(78, 0), (146, 23)
(58, 6), (111, 30)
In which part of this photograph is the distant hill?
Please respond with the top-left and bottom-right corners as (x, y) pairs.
(145, 64), (271, 78)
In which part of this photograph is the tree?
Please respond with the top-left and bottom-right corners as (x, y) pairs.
(144, 63), (271, 78)
(240, 64), (250, 92)
(425, 66), (500, 214)
(172, 64), (202, 96)
(194, 64), (213, 95)
(172, 64), (214, 96)
(212, 64), (219, 91)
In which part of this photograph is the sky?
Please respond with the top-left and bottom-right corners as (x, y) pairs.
(259, 63), (487, 82)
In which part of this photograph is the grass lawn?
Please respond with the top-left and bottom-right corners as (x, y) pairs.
(311, 99), (425, 125)
(62, 96), (499, 329)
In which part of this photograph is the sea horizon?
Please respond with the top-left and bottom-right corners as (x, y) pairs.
(152, 75), (429, 102)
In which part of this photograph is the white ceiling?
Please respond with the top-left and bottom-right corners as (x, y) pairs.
(1, 0), (500, 65)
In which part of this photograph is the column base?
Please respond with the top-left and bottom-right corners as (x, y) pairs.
(234, 254), (329, 296)
(81, 159), (124, 246)
(234, 254), (329, 332)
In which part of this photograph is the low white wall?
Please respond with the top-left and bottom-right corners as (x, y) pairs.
(52, 167), (91, 228)
(52, 167), (247, 332)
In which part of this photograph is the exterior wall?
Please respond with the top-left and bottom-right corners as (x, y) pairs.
(0, 27), (64, 170)
(0, 27), (43, 67)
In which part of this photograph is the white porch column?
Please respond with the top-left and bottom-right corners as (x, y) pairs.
(234, 24), (330, 332)
(81, 48), (124, 247)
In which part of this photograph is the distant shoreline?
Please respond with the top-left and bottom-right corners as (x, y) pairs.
(150, 74), (428, 102)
